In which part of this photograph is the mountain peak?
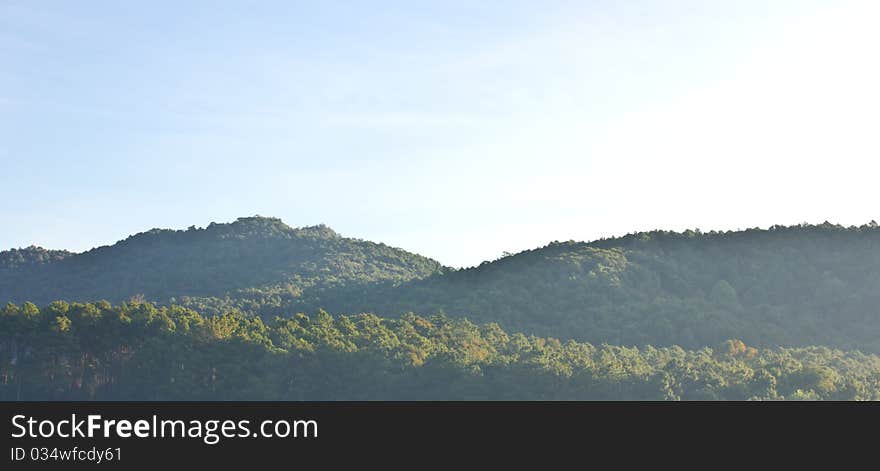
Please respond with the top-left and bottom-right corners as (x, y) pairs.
(0, 216), (440, 305)
(203, 216), (339, 240)
(211, 215), (293, 235)
(0, 246), (74, 270)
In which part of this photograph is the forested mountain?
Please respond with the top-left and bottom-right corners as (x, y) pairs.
(3, 217), (880, 355)
(3, 301), (878, 400)
(0, 216), (443, 308)
(369, 222), (880, 351)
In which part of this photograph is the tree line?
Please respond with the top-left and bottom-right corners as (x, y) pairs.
(3, 300), (879, 400)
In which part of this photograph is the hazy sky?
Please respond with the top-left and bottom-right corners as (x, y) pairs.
(2, 1), (878, 267)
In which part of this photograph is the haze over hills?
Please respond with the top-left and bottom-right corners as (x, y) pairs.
(3, 216), (880, 352)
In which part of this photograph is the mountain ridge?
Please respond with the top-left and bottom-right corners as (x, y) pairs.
(0, 215), (444, 306)
(4, 216), (880, 352)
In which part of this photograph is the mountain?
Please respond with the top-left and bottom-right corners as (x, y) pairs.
(369, 222), (880, 351)
(4, 217), (880, 352)
(0, 216), (444, 308)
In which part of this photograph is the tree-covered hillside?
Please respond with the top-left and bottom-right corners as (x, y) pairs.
(0, 216), (443, 309)
(3, 301), (878, 400)
(367, 222), (880, 351)
(4, 218), (880, 353)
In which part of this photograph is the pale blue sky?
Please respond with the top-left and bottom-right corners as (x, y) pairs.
(2, 1), (878, 267)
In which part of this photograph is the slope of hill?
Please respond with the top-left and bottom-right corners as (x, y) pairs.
(0, 216), (444, 307)
(370, 222), (880, 351)
(4, 218), (880, 352)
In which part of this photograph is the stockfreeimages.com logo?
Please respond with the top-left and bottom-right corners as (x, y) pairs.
(11, 414), (318, 445)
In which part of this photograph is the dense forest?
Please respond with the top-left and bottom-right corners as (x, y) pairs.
(369, 222), (880, 351)
(3, 301), (878, 400)
(3, 216), (880, 400)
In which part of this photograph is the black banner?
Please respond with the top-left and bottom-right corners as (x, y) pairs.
(1, 402), (874, 467)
